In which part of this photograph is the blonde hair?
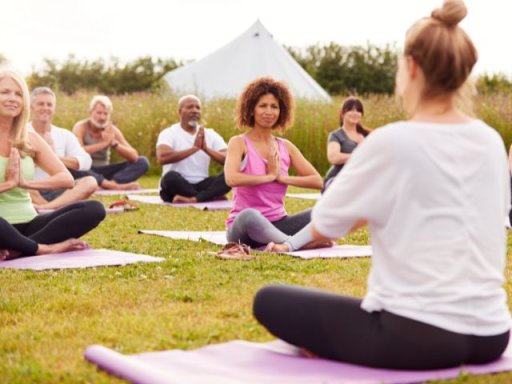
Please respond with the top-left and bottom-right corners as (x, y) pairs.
(0, 69), (32, 157)
(404, 0), (477, 101)
(89, 95), (113, 113)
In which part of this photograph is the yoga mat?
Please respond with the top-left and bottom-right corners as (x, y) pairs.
(0, 249), (164, 270)
(287, 245), (371, 258)
(93, 188), (159, 196)
(85, 339), (512, 384)
(286, 192), (321, 200)
(138, 230), (371, 258)
(128, 195), (233, 211)
(38, 207), (124, 215)
(139, 230), (228, 246)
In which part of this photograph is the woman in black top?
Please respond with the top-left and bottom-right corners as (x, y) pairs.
(323, 97), (370, 192)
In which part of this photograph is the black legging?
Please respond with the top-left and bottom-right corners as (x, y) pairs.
(253, 285), (510, 370)
(160, 171), (231, 202)
(1, 200), (106, 256)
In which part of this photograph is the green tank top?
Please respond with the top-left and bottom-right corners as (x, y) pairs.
(0, 155), (37, 224)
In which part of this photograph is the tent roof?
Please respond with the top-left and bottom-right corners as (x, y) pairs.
(165, 20), (331, 102)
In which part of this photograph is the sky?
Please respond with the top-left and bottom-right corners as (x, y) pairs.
(3, 0), (512, 77)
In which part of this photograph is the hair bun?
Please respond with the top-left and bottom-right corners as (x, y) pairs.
(431, 0), (467, 27)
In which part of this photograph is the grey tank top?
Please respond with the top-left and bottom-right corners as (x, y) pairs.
(83, 121), (110, 166)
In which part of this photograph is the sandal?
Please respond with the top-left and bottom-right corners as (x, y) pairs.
(109, 200), (139, 211)
(214, 242), (253, 260)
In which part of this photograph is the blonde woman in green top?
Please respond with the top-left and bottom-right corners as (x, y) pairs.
(0, 69), (106, 260)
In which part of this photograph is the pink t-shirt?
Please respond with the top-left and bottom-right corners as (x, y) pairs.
(226, 135), (290, 228)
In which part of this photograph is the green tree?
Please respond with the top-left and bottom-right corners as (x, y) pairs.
(476, 73), (512, 94)
(28, 55), (180, 94)
(287, 42), (398, 95)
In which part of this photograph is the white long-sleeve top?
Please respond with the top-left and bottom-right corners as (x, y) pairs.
(28, 123), (92, 179)
(313, 120), (511, 336)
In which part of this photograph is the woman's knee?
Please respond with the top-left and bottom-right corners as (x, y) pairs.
(236, 208), (264, 225)
(253, 285), (286, 324)
(83, 200), (107, 223)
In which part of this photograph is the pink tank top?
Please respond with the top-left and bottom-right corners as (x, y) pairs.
(226, 135), (290, 228)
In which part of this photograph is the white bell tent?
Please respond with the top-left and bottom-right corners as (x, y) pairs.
(164, 20), (331, 102)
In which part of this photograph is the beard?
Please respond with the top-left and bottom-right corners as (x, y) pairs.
(91, 117), (109, 129)
(188, 120), (199, 128)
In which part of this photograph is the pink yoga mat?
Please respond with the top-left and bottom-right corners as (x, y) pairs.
(85, 339), (512, 384)
(128, 195), (233, 210)
(0, 249), (163, 270)
(138, 230), (372, 258)
(93, 188), (159, 196)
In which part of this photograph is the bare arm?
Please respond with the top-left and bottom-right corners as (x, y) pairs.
(204, 147), (227, 165)
(156, 144), (200, 165)
(110, 126), (139, 162)
(0, 148), (20, 193)
(73, 121), (111, 155)
(59, 156), (79, 169)
(224, 135), (275, 187)
(200, 127), (227, 165)
(278, 140), (323, 189)
(21, 132), (74, 191)
(327, 141), (351, 165)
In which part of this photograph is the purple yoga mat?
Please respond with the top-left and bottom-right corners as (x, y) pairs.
(93, 188), (159, 196)
(0, 249), (164, 270)
(138, 230), (372, 258)
(85, 339), (512, 384)
(127, 195), (233, 210)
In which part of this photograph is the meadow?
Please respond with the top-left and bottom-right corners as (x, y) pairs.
(2, 93), (512, 383)
(51, 91), (512, 175)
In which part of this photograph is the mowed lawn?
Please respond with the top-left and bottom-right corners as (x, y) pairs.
(1, 175), (512, 383)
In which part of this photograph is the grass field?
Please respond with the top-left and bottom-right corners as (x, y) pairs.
(50, 91), (512, 176)
(1, 175), (512, 383)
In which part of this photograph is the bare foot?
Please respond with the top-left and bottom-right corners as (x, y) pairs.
(0, 249), (9, 261)
(101, 180), (140, 190)
(299, 348), (318, 359)
(300, 239), (335, 250)
(172, 194), (198, 203)
(264, 242), (290, 253)
(37, 239), (88, 255)
(34, 202), (58, 211)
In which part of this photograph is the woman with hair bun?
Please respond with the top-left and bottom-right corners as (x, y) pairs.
(254, 0), (511, 369)
(323, 97), (370, 192)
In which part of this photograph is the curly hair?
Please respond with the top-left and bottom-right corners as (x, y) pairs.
(235, 77), (294, 132)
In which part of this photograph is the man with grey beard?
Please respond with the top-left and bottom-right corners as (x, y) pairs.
(72, 95), (149, 190)
(156, 95), (230, 203)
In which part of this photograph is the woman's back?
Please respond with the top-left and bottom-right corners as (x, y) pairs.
(315, 119), (511, 335)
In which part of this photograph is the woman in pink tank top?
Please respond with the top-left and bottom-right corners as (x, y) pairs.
(224, 77), (324, 252)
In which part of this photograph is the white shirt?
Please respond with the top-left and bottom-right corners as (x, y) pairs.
(156, 123), (227, 183)
(28, 123), (92, 179)
(313, 120), (511, 336)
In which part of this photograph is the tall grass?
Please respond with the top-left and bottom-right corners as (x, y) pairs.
(51, 91), (512, 175)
